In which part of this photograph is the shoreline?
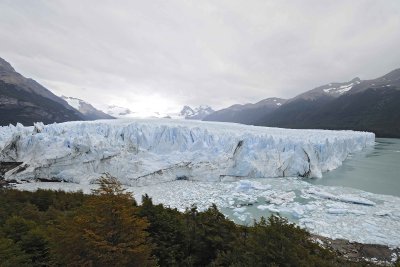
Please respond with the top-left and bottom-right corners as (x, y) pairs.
(4, 179), (400, 265)
(312, 235), (399, 266)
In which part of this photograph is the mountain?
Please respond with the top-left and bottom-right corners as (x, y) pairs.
(102, 104), (213, 120)
(257, 70), (400, 137)
(61, 96), (114, 120)
(205, 69), (400, 138)
(203, 98), (286, 124)
(0, 58), (74, 109)
(178, 105), (214, 120)
(105, 105), (136, 118)
(0, 57), (85, 126)
(291, 78), (361, 101)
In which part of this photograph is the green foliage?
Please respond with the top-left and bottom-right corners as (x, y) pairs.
(0, 237), (31, 267)
(1, 216), (49, 266)
(138, 194), (188, 265)
(0, 175), (367, 266)
(50, 174), (155, 266)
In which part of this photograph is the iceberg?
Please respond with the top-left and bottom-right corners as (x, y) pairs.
(0, 118), (374, 185)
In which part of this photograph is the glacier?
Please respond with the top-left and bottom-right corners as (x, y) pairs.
(3, 119), (400, 248)
(0, 118), (374, 185)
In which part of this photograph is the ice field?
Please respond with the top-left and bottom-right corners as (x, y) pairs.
(3, 119), (400, 247)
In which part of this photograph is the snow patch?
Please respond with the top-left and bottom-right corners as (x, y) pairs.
(323, 81), (359, 95)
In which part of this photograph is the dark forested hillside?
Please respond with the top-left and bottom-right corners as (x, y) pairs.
(0, 57), (87, 126)
(257, 87), (400, 137)
(204, 98), (286, 125)
(0, 81), (84, 126)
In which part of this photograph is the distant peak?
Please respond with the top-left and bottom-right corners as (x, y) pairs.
(179, 105), (214, 119)
(351, 77), (361, 82)
(381, 68), (400, 80)
(182, 105), (193, 110)
(0, 57), (16, 72)
(179, 106), (195, 116)
(197, 105), (211, 109)
(61, 95), (81, 101)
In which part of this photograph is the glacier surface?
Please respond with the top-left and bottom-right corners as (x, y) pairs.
(0, 119), (374, 185)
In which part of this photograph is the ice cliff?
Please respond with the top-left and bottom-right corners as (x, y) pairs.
(0, 119), (375, 186)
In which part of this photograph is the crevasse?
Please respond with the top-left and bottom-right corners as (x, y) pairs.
(0, 119), (375, 186)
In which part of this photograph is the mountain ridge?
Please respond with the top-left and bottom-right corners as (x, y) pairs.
(61, 96), (115, 120)
(0, 57), (86, 126)
(178, 105), (214, 120)
(205, 68), (400, 137)
(203, 98), (286, 125)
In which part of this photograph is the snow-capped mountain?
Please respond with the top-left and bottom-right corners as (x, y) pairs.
(322, 78), (361, 95)
(102, 104), (213, 120)
(105, 105), (135, 118)
(179, 106), (195, 118)
(178, 105), (214, 120)
(61, 96), (114, 120)
(206, 68), (400, 138)
(256, 70), (400, 137)
(292, 77), (362, 101)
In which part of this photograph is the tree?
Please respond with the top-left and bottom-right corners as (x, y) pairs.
(1, 216), (49, 266)
(137, 194), (188, 266)
(51, 174), (156, 266)
(214, 216), (341, 267)
(0, 237), (31, 267)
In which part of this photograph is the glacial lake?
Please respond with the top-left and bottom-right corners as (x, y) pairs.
(307, 138), (400, 197)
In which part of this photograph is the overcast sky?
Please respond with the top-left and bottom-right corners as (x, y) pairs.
(1, 0), (400, 114)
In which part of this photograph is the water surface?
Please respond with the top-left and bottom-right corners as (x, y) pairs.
(308, 138), (400, 197)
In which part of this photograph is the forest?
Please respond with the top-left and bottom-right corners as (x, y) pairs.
(0, 175), (384, 266)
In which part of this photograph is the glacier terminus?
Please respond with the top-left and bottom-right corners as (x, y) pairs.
(3, 119), (400, 247)
(0, 118), (374, 184)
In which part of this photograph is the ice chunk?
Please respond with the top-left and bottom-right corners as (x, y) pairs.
(327, 208), (366, 215)
(236, 180), (255, 191)
(257, 205), (269, 211)
(233, 207), (247, 213)
(306, 188), (375, 206)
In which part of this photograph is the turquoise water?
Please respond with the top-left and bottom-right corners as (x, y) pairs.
(307, 138), (400, 197)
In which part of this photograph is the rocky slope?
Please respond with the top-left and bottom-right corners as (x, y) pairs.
(61, 96), (114, 120)
(204, 98), (286, 125)
(178, 105), (214, 120)
(0, 57), (85, 125)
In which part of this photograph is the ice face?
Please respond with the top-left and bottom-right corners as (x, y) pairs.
(0, 118), (374, 185)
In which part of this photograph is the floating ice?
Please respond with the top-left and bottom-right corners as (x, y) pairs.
(305, 188), (376, 206)
(327, 208), (366, 215)
(15, 178), (400, 248)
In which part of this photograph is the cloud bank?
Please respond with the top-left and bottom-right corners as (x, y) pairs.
(1, 0), (399, 113)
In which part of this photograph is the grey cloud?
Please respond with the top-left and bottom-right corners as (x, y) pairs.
(1, 0), (399, 112)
